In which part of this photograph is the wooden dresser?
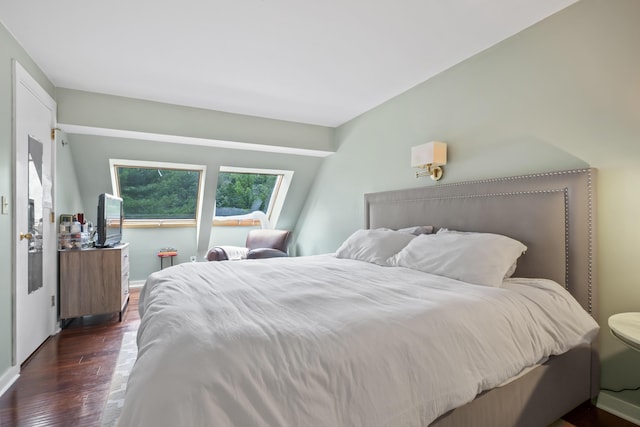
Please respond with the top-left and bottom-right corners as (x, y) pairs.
(59, 243), (130, 321)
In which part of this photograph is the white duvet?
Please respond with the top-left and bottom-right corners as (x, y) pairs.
(119, 255), (598, 427)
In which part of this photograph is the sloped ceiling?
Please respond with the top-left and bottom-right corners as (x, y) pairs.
(0, 0), (577, 126)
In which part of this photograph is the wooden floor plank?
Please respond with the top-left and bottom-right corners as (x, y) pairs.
(0, 288), (140, 427)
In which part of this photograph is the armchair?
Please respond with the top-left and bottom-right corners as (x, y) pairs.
(206, 229), (291, 261)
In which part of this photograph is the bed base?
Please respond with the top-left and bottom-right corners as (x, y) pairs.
(430, 345), (596, 427)
(364, 168), (599, 426)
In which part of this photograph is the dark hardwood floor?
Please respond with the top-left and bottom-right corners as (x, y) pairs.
(0, 286), (636, 426)
(0, 288), (140, 427)
(564, 401), (638, 427)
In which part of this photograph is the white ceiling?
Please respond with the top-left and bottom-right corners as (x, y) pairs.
(0, 0), (577, 127)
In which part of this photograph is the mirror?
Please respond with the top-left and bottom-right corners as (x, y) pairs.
(28, 135), (44, 294)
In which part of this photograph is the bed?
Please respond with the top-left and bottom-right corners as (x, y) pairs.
(119, 168), (599, 427)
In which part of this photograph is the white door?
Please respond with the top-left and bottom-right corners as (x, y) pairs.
(14, 61), (57, 365)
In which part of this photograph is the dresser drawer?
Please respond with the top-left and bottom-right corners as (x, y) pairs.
(121, 245), (130, 307)
(121, 244), (130, 270)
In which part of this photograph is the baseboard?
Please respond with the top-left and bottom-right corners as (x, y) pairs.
(597, 391), (640, 425)
(0, 365), (19, 397)
(130, 280), (145, 288)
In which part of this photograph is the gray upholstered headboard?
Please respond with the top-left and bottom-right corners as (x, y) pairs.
(364, 169), (597, 318)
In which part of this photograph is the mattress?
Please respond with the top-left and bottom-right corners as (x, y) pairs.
(119, 255), (598, 427)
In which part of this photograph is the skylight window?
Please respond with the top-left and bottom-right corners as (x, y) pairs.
(110, 159), (206, 227)
(214, 166), (293, 227)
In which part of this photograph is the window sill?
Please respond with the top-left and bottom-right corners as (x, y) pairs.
(212, 219), (262, 227)
(123, 220), (196, 228)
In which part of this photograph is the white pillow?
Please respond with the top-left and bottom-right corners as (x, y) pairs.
(388, 232), (527, 287)
(377, 226), (434, 235)
(397, 225), (434, 235)
(437, 228), (518, 278)
(336, 229), (416, 266)
(503, 261), (518, 279)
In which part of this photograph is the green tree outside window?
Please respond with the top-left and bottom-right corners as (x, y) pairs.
(117, 167), (200, 219)
(215, 172), (278, 216)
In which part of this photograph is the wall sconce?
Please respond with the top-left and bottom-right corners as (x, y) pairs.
(411, 141), (447, 180)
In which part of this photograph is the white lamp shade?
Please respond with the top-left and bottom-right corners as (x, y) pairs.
(411, 141), (447, 167)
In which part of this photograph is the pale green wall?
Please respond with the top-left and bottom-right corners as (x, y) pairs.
(55, 131), (83, 216)
(0, 23), (55, 384)
(66, 133), (323, 281)
(57, 88), (335, 153)
(124, 228), (198, 280)
(124, 226), (261, 281)
(294, 0), (640, 414)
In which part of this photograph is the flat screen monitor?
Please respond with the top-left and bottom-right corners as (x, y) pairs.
(97, 193), (123, 248)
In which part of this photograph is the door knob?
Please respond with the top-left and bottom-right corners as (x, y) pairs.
(19, 232), (33, 241)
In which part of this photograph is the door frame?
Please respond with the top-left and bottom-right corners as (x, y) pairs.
(12, 60), (58, 367)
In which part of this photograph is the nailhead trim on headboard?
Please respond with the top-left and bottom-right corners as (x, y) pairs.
(382, 188), (567, 203)
(563, 188), (570, 291)
(434, 168), (592, 188)
(587, 169), (594, 314)
(365, 168), (596, 316)
(410, 168), (595, 315)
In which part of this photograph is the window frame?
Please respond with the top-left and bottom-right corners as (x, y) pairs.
(213, 166), (293, 227)
(109, 159), (207, 228)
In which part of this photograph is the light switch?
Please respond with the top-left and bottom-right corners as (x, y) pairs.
(1, 196), (8, 215)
